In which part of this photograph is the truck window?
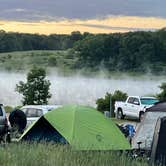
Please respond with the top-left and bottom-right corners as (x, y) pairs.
(133, 98), (140, 105)
(127, 97), (135, 104)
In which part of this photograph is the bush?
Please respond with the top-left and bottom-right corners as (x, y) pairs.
(96, 90), (128, 117)
(4, 106), (13, 113)
(157, 82), (166, 101)
(48, 56), (57, 66)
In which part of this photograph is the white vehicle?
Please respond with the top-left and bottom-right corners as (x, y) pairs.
(20, 105), (62, 127)
(114, 96), (158, 121)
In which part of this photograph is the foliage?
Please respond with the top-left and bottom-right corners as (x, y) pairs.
(16, 66), (51, 105)
(96, 90), (128, 116)
(0, 50), (78, 72)
(96, 92), (111, 114)
(0, 29), (166, 73)
(4, 106), (13, 113)
(157, 82), (166, 101)
(74, 30), (166, 73)
(0, 143), (149, 166)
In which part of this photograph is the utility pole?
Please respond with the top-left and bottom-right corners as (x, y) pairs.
(110, 96), (112, 118)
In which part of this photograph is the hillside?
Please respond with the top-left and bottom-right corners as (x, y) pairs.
(0, 29), (166, 74)
(0, 50), (78, 72)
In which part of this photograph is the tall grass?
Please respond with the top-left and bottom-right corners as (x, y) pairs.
(0, 50), (76, 72)
(0, 143), (149, 166)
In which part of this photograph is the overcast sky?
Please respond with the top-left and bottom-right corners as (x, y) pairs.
(0, 0), (165, 34)
(0, 0), (166, 21)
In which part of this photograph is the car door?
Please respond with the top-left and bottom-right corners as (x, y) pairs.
(129, 97), (140, 117)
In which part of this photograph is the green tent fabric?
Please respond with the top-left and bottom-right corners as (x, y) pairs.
(19, 105), (130, 150)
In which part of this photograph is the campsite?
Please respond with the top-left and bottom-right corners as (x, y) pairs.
(1, 100), (166, 166)
(0, 68), (166, 166)
(0, 1), (165, 165)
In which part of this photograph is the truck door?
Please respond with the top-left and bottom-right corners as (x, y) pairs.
(125, 97), (135, 115)
(129, 97), (140, 117)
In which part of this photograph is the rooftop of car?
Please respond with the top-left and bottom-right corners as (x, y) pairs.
(21, 105), (62, 109)
(128, 96), (157, 99)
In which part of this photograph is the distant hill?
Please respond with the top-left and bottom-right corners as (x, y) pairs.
(0, 29), (166, 74)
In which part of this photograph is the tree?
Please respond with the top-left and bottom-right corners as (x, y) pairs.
(157, 83), (166, 101)
(96, 90), (128, 116)
(16, 67), (51, 105)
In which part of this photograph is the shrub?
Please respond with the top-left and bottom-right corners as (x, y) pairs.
(96, 90), (128, 117)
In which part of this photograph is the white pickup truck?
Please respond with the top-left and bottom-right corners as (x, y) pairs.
(114, 96), (158, 121)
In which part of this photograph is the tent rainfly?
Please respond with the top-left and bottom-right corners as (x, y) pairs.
(19, 105), (130, 150)
(150, 116), (166, 166)
(132, 102), (166, 150)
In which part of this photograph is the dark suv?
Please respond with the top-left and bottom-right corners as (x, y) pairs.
(0, 104), (9, 143)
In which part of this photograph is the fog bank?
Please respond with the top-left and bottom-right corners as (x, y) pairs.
(0, 72), (165, 106)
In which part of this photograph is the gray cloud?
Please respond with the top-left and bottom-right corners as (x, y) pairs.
(0, 0), (166, 21)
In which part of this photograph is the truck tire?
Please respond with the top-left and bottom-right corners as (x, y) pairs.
(139, 112), (144, 122)
(117, 108), (125, 119)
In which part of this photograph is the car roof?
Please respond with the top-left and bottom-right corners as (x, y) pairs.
(128, 96), (157, 99)
(21, 105), (62, 110)
(140, 97), (157, 99)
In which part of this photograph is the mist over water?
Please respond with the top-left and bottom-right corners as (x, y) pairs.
(0, 71), (165, 106)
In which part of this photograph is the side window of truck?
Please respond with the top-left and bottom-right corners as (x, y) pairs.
(133, 98), (140, 105)
(127, 97), (135, 104)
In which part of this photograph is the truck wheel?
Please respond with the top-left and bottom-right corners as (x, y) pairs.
(117, 109), (124, 119)
(139, 112), (144, 122)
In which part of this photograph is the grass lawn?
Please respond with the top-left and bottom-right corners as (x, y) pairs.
(0, 143), (148, 166)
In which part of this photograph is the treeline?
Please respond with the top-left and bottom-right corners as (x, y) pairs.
(0, 29), (166, 73)
(74, 29), (166, 73)
(0, 30), (85, 52)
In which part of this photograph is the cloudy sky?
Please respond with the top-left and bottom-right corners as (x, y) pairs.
(0, 0), (166, 34)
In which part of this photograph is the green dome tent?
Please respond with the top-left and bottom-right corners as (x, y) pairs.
(19, 105), (130, 150)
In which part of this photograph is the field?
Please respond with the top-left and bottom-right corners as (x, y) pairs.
(0, 50), (77, 73)
(0, 143), (149, 166)
(0, 50), (150, 76)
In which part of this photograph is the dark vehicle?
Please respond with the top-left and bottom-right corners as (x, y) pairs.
(0, 104), (9, 143)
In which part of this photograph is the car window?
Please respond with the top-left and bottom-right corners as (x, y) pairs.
(127, 97), (135, 104)
(26, 108), (43, 117)
(140, 98), (159, 105)
(36, 109), (43, 116)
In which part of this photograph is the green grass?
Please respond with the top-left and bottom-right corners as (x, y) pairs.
(0, 143), (148, 166)
(0, 50), (78, 72)
(0, 50), (165, 77)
